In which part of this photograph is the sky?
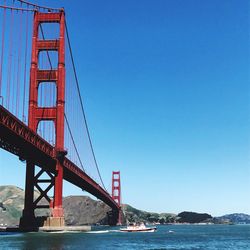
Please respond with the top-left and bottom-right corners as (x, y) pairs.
(0, 0), (249, 216)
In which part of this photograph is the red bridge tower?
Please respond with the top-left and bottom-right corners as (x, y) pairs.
(112, 171), (122, 225)
(20, 10), (66, 230)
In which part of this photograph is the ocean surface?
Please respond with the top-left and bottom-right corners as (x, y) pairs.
(0, 224), (249, 250)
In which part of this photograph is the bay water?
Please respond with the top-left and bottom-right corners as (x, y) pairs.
(0, 224), (249, 249)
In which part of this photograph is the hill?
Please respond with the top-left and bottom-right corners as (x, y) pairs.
(122, 204), (176, 223)
(63, 196), (110, 225)
(1, 185), (250, 226)
(216, 213), (250, 224)
(177, 211), (212, 223)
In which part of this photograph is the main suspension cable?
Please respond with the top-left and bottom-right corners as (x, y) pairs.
(65, 20), (107, 191)
(0, 5), (34, 12)
(16, 0), (62, 12)
(64, 114), (85, 172)
(22, 10), (29, 122)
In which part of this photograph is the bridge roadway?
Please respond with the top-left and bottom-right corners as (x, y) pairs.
(0, 105), (119, 212)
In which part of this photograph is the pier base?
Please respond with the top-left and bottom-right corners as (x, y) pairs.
(19, 215), (65, 232)
(39, 225), (91, 232)
(19, 213), (39, 232)
(43, 217), (65, 227)
(39, 216), (91, 232)
(1, 225), (91, 233)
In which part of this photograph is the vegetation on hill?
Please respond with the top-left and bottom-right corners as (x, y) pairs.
(0, 185), (26, 226)
(216, 213), (250, 224)
(0, 186), (49, 226)
(122, 204), (176, 223)
(63, 196), (110, 225)
(177, 211), (212, 223)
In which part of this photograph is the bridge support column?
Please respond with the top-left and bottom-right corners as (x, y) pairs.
(107, 209), (118, 226)
(20, 161), (37, 231)
(118, 207), (123, 225)
(20, 163), (57, 231)
(107, 208), (123, 226)
(45, 160), (65, 227)
(52, 162), (64, 217)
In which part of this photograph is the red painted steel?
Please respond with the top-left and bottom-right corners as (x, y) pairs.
(37, 40), (59, 51)
(112, 171), (122, 224)
(37, 70), (57, 81)
(23, 10), (66, 221)
(36, 13), (61, 23)
(0, 105), (55, 161)
(112, 171), (121, 206)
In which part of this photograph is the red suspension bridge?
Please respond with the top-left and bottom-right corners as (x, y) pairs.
(0, 0), (122, 230)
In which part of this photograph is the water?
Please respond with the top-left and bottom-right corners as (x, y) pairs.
(0, 225), (249, 250)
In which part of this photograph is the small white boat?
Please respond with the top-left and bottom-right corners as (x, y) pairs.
(120, 223), (157, 232)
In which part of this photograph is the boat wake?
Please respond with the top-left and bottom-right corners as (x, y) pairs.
(86, 230), (109, 234)
(47, 231), (82, 234)
(86, 230), (120, 234)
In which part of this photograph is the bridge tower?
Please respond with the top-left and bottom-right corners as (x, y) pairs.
(20, 10), (66, 230)
(112, 171), (122, 225)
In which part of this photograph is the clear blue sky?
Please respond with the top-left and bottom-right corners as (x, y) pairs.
(0, 0), (249, 216)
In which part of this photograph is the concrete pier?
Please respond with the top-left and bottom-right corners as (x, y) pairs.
(1, 225), (91, 233)
(39, 225), (91, 232)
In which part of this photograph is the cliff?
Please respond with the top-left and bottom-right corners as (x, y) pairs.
(216, 213), (250, 224)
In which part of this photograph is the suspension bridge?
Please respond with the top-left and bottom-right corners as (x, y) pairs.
(0, 1), (122, 231)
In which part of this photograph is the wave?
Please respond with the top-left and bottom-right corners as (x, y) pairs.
(87, 230), (110, 234)
(87, 230), (120, 234)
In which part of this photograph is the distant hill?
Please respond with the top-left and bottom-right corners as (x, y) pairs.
(216, 213), (250, 224)
(177, 211), (212, 223)
(122, 204), (176, 224)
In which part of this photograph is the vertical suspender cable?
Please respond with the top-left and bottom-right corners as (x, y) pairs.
(22, 10), (29, 122)
(16, 10), (23, 117)
(6, 10), (14, 109)
(12, 48), (17, 113)
(64, 114), (85, 171)
(65, 21), (107, 191)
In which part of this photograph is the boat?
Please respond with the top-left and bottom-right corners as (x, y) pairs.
(120, 223), (157, 232)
